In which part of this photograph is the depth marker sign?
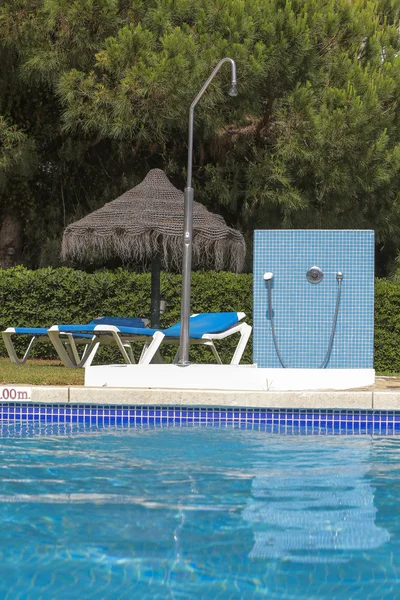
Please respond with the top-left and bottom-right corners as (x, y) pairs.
(0, 387), (31, 401)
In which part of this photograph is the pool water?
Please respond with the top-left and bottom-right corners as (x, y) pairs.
(0, 425), (399, 599)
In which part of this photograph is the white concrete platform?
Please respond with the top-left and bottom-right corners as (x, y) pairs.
(84, 364), (375, 392)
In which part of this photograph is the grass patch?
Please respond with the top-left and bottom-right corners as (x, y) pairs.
(376, 372), (400, 377)
(0, 358), (84, 386)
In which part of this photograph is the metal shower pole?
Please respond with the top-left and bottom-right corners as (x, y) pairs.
(177, 58), (238, 365)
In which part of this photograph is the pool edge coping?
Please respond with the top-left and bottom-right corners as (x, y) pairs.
(1, 385), (400, 409)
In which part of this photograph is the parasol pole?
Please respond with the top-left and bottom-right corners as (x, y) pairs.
(150, 255), (161, 328)
(177, 57), (238, 366)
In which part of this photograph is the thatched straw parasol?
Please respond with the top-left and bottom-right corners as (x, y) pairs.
(61, 169), (246, 326)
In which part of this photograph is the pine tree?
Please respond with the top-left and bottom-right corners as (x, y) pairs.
(1, 0), (400, 273)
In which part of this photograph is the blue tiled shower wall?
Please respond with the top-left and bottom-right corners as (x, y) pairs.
(253, 230), (374, 369)
(0, 405), (399, 435)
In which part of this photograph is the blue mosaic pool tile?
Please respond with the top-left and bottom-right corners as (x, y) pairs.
(0, 404), (399, 435)
(253, 230), (374, 368)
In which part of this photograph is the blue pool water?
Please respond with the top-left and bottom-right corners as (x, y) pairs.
(1, 425), (400, 599)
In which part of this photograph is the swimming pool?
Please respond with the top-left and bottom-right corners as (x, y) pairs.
(0, 425), (399, 599)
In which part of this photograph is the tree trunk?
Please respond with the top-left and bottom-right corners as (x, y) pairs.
(0, 214), (22, 269)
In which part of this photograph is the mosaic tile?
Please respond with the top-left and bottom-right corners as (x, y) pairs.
(0, 404), (398, 435)
(253, 230), (374, 368)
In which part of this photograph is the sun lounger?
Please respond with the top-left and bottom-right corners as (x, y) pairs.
(47, 312), (252, 367)
(2, 317), (145, 367)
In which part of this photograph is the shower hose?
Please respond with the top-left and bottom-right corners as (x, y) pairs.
(266, 273), (343, 369)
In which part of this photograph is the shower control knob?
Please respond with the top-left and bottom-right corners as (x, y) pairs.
(306, 266), (323, 284)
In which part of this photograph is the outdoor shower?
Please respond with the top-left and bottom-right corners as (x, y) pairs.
(253, 230), (374, 371)
(264, 269), (343, 369)
(178, 57), (238, 366)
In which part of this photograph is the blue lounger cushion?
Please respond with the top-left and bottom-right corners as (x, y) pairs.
(14, 327), (48, 336)
(56, 312), (241, 339)
(58, 324), (157, 335)
(56, 316), (146, 331)
(13, 328), (94, 339)
(13, 317), (145, 336)
(161, 312), (240, 339)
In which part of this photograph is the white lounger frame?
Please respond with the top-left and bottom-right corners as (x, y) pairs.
(2, 328), (99, 367)
(137, 321), (252, 366)
(47, 313), (252, 368)
(46, 328), (139, 369)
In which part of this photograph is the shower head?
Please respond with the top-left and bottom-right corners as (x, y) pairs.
(263, 272), (274, 281)
(228, 82), (238, 97)
(336, 272), (343, 280)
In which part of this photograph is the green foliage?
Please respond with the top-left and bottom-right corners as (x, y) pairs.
(374, 278), (400, 372)
(54, 0), (400, 263)
(1, 0), (400, 272)
(0, 266), (252, 364)
(0, 117), (36, 190)
(0, 0), (132, 264)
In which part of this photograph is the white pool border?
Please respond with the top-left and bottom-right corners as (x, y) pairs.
(1, 385), (400, 409)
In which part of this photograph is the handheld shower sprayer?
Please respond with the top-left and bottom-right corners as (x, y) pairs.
(264, 269), (344, 369)
(264, 271), (287, 368)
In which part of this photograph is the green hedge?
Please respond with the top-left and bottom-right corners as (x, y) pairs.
(374, 279), (400, 373)
(0, 267), (399, 372)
